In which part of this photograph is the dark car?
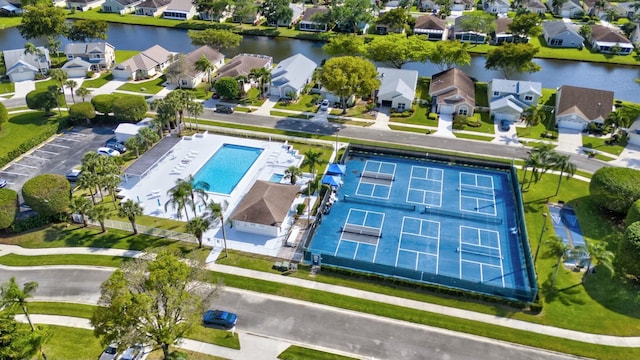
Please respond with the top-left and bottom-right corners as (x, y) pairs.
(203, 310), (237, 328)
(499, 119), (510, 131)
(215, 105), (234, 114)
(106, 138), (127, 153)
(97, 344), (119, 360)
(65, 169), (83, 182)
(0, 178), (6, 188)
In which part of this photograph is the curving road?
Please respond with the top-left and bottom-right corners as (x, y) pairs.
(1, 266), (586, 360)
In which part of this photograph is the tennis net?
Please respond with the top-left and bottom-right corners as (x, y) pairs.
(343, 195), (416, 211)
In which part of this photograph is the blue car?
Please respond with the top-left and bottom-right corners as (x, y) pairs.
(499, 119), (510, 131)
(203, 310), (237, 328)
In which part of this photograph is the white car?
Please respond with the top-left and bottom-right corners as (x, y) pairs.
(320, 99), (330, 111)
(97, 147), (120, 157)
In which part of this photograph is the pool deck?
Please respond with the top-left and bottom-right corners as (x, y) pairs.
(118, 132), (312, 257)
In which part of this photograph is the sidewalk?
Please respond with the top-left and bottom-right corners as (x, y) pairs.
(1, 244), (638, 347)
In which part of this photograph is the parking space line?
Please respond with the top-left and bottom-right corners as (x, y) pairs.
(0, 170), (28, 176)
(59, 137), (81, 142)
(25, 155), (47, 161)
(46, 143), (70, 149)
(35, 149), (59, 155)
(11, 163), (37, 169)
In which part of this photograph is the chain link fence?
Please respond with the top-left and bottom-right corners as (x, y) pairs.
(86, 218), (197, 244)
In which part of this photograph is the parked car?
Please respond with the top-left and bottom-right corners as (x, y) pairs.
(105, 138), (127, 153)
(499, 119), (510, 131)
(65, 169), (83, 182)
(119, 345), (143, 360)
(214, 105), (234, 114)
(97, 344), (119, 360)
(203, 310), (237, 328)
(97, 147), (120, 157)
(320, 99), (330, 111)
(0, 178), (6, 188)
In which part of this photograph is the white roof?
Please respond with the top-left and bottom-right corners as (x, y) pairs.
(115, 123), (143, 135)
(377, 67), (419, 101)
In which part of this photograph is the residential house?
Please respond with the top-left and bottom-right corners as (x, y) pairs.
(112, 45), (173, 81)
(102, 0), (141, 14)
(521, 0), (546, 14)
(169, 46), (224, 89)
(453, 16), (489, 43)
(216, 53), (273, 79)
(589, 24), (634, 55)
(428, 68), (475, 116)
(375, 10), (406, 35)
(490, 18), (518, 45)
(230, 180), (299, 237)
(3, 47), (50, 82)
(375, 67), (418, 111)
(0, 0), (21, 15)
(488, 79), (542, 123)
(298, 7), (329, 32)
(414, 15), (449, 41)
(198, 4), (233, 21)
(482, 0), (510, 15)
(555, 85), (614, 130)
(611, 2), (640, 19)
(231, 4), (261, 24)
(64, 42), (115, 72)
(67, 0), (106, 11)
(627, 118), (640, 147)
(268, 3), (304, 27)
(542, 21), (584, 48)
(419, 0), (473, 11)
(135, 0), (170, 16)
(163, 0), (197, 19)
(269, 53), (317, 99)
(451, 0), (475, 11)
(417, 0), (436, 11)
(631, 23), (640, 46)
(550, 0), (583, 18)
(61, 57), (92, 78)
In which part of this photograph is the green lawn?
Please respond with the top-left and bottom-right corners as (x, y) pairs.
(453, 132), (493, 141)
(329, 104), (377, 120)
(463, 112), (495, 134)
(270, 110), (310, 119)
(82, 73), (114, 89)
(581, 135), (625, 156)
(0, 82), (15, 94)
(529, 35), (640, 66)
(115, 50), (140, 63)
(117, 76), (166, 94)
(516, 121), (558, 140)
(274, 94), (319, 112)
(34, 78), (59, 90)
(475, 83), (489, 107)
(37, 325), (105, 360)
(0, 253), (129, 267)
(278, 346), (358, 360)
(0, 16), (22, 28)
(388, 125), (433, 134)
(0, 112), (63, 166)
(388, 103), (438, 127)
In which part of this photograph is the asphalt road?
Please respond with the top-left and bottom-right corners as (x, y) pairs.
(1, 266), (586, 360)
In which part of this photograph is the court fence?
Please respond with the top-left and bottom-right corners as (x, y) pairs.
(86, 218), (197, 244)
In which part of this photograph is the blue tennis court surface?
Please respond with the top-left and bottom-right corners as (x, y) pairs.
(308, 150), (536, 301)
(548, 204), (588, 266)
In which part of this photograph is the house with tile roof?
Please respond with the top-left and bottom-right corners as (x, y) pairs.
(168, 46), (224, 88)
(268, 53), (317, 99)
(135, 0), (170, 16)
(555, 85), (614, 130)
(102, 0), (141, 14)
(542, 21), (584, 48)
(64, 42), (115, 71)
(488, 79), (542, 123)
(215, 53), (273, 79)
(428, 68), (475, 116)
(3, 47), (50, 82)
(413, 15), (449, 41)
(375, 67), (418, 112)
(589, 24), (634, 55)
(230, 180), (299, 236)
(112, 45), (173, 80)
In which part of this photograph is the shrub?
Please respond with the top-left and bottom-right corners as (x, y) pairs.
(112, 95), (148, 122)
(590, 167), (640, 214)
(618, 221), (640, 280)
(627, 199), (640, 226)
(452, 114), (467, 130)
(86, 71), (94, 78)
(466, 116), (483, 127)
(296, 203), (306, 215)
(91, 94), (119, 114)
(0, 101), (7, 130)
(25, 89), (58, 114)
(9, 214), (54, 233)
(0, 188), (18, 230)
(0, 116), (66, 169)
(22, 174), (70, 217)
(68, 102), (96, 125)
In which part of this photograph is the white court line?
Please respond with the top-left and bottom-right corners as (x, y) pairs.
(59, 137), (81, 142)
(24, 155), (47, 161)
(11, 163), (37, 169)
(459, 226), (505, 287)
(45, 143), (71, 149)
(0, 170), (28, 176)
(396, 217), (440, 270)
(35, 149), (58, 155)
(407, 166), (443, 207)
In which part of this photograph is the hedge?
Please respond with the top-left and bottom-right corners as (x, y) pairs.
(91, 94), (119, 114)
(627, 199), (640, 226)
(618, 221), (640, 280)
(0, 101), (7, 129)
(112, 95), (148, 122)
(589, 167), (640, 214)
(68, 102), (96, 124)
(0, 117), (66, 169)
(22, 174), (70, 217)
(0, 188), (18, 230)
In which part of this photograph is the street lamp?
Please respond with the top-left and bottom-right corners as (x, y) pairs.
(534, 213), (548, 263)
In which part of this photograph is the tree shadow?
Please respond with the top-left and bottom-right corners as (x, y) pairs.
(539, 275), (586, 307)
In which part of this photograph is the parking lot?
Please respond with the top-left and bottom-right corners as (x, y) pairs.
(0, 127), (115, 193)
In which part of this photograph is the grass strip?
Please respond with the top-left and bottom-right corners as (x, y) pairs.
(0, 253), (129, 267)
(388, 125), (432, 134)
(278, 345), (358, 360)
(145, 348), (228, 360)
(453, 133), (494, 141)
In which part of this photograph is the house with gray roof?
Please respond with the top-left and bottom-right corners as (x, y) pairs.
(269, 53), (317, 99)
(488, 79), (542, 123)
(490, 18), (518, 45)
(482, 0), (509, 15)
(267, 3), (304, 27)
(550, 0), (584, 17)
(61, 57), (92, 78)
(67, 0), (106, 11)
(3, 47), (50, 82)
(522, 0), (546, 14)
(135, 0), (170, 16)
(298, 7), (329, 32)
(589, 24), (634, 55)
(64, 42), (115, 71)
(216, 53), (273, 79)
(0, 0), (22, 15)
(542, 21), (584, 48)
(627, 117), (640, 147)
(375, 67), (418, 112)
(555, 85), (614, 130)
(414, 15), (449, 41)
(230, 180), (299, 237)
(102, 0), (141, 14)
(168, 46), (224, 88)
(452, 16), (489, 43)
(428, 68), (475, 116)
(112, 45), (173, 80)
(162, 0), (197, 20)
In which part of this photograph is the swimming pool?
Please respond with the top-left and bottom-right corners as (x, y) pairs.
(307, 147), (537, 302)
(269, 173), (284, 183)
(193, 144), (263, 194)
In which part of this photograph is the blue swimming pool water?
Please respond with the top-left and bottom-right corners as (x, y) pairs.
(193, 144), (263, 194)
(269, 173), (284, 183)
(308, 152), (535, 301)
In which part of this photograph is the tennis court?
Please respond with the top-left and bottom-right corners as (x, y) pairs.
(308, 149), (536, 301)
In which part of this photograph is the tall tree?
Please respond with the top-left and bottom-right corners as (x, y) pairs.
(232, 0), (258, 23)
(301, 149), (328, 175)
(261, 0), (293, 28)
(508, 13), (542, 41)
(459, 13), (496, 45)
(48, 85), (62, 118)
(284, 165), (303, 185)
(522, 105), (545, 134)
(76, 86), (92, 102)
(65, 20), (109, 42)
(365, 34), (432, 69)
(248, 67), (271, 97)
(427, 40), (472, 71)
(551, 0), (568, 15)
(327, 0), (374, 34)
(165, 54), (190, 89)
(69, 196), (93, 227)
(118, 199), (143, 234)
(0, 314), (42, 360)
(165, 179), (192, 220)
(186, 216), (212, 248)
(92, 251), (215, 359)
(194, 55), (214, 85)
(376, 8), (410, 32)
(49, 68), (67, 93)
(207, 200), (229, 257)
(193, 0), (231, 22)
(188, 29), (242, 51)
(23, 42), (44, 74)
(46, 36), (62, 58)
(18, 3), (66, 40)
(552, 153), (576, 196)
(581, 240), (614, 283)
(317, 56), (380, 113)
(545, 235), (571, 289)
(214, 76), (240, 100)
(323, 35), (365, 57)
(88, 205), (110, 233)
(65, 79), (78, 104)
(485, 43), (541, 79)
(187, 101), (204, 131)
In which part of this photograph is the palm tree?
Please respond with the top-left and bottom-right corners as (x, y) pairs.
(284, 165), (303, 185)
(88, 205), (110, 233)
(522, 105), (546, 135)
(24, 42), (44, 75)
(545, 235), (571, 289)
(521, 144), (556, 190)
(581, 241), (615, 283)
(65, 79), (78, 104)
(249, 67), (271, 97)
(236, 74), (249, 99)
(126, 136), (144, 158)
(301, 149), (327, 175)
(118, 199), (143, 234)
(1, 277), (39, 331)
(49, 68), (67, 94)
(194, 55), (214, 86)
(78, 171), (99, 205)
(165, 179), (192, 220)
(103, 173), (122, 209)
(69, 196), (93, 227)
(48, 85), (62, 117)
(186, 175), (210, 216)
(75, 86), (92, 102)
(207, 200), (229, 257)
(138, 126), (160, 149)
(187, 101), (204, 131)
(187, 216), (212, 248)
(553, 153), (576, 196)
(47, 36), (62, 58)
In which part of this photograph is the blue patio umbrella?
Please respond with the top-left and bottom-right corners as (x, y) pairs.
(327, 163), (346, 176)
(322, 175), (341, 187)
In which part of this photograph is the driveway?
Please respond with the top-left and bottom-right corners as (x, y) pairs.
(491, 121), (522, 146)
(90, 79), (127, 95)
(12, 80), (35, 99)
(433, 113), (455, 138)
(610, 144), (640, 169)
(555, 128), (584, 155)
